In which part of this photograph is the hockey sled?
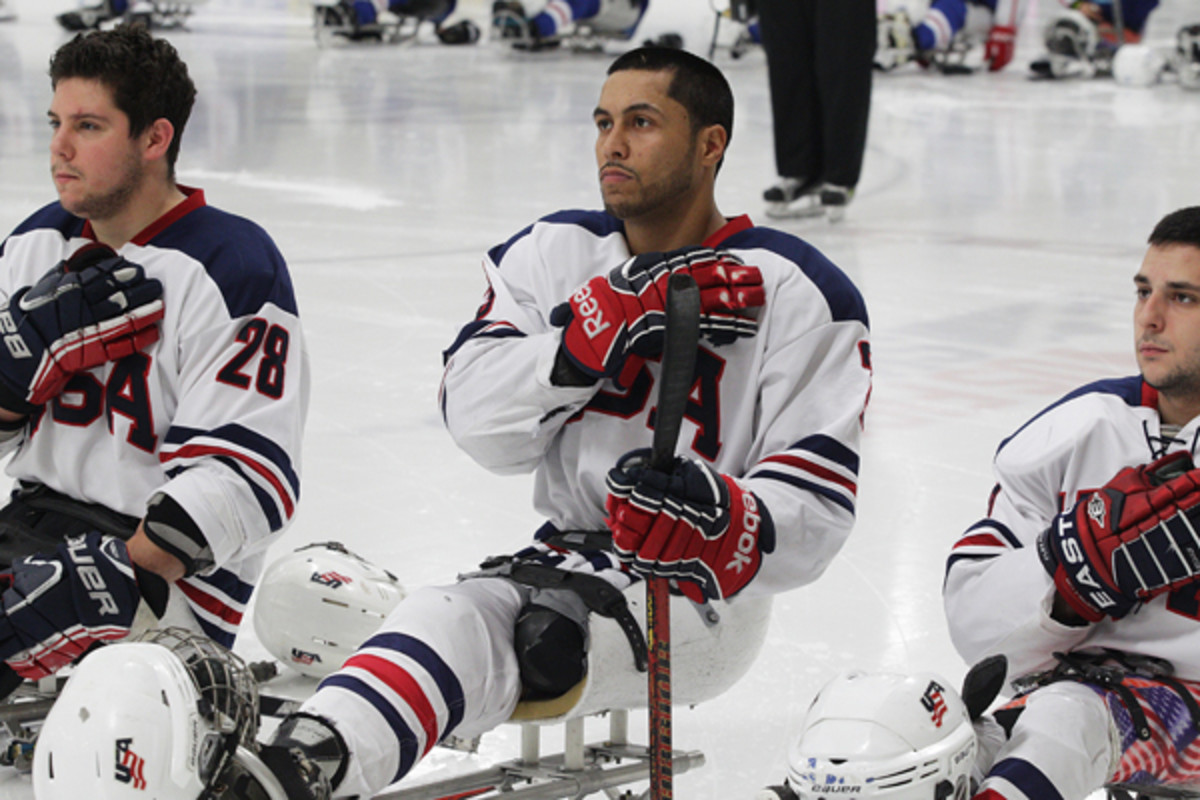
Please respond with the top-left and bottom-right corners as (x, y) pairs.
(377, 588), (772, 799)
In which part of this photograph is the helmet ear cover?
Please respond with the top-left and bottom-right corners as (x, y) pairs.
(252, 541), (406, 678)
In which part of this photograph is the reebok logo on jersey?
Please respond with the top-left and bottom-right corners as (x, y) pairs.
(572, 283), (611, 339)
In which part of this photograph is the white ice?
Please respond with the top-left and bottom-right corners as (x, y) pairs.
(1, 0), (1199, 796)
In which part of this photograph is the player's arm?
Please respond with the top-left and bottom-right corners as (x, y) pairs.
(608, 263), (871, 599)
(943, 423), (1093, 678)
(443, 242), (763, 474)
(158, 298), (307, 568)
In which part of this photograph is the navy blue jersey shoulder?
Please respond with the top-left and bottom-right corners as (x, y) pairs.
(724, 225), (868, 327)
(1, 203), (86, 257)
(151, 205), (298, 318)
(996, 375), (1145, 456)
(487, 209), (624, 267)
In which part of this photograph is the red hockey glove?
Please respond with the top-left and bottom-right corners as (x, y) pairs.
(1037, 451), (1200, 622)
(549, 248), (763, 383)
(0, 243), (164, 415)
(984, 25), (1017, 71)
(606, 448), (775, 601)
(0, 531), (167, 686)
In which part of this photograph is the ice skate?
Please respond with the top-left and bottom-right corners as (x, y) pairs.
(764, 177), (824, 220)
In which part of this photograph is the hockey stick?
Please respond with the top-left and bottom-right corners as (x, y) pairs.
(646, 272), (701, 800)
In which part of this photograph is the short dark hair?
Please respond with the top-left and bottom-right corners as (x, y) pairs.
(607, 46), (734, 151)
(1149, 207), (1200, 249)
(49, 24), (197, 175)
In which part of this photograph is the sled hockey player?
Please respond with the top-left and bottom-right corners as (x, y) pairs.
(315, 0), (481, 44)
(0, 25), (307, 700)
(239, 46), (871, 799)
(944, 206), (1200, 797)
(875, 0), (1028, 73)
(491, 0), (648, 51)
(57, 0), (204, 31)
(1029, 0), (1161, 79)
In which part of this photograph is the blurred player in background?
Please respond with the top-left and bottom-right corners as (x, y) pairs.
(317, 0), (481, 43)
(1030, 0), (1161, 78)
(0, 26), (307, 698)
(944, 207), (1200, 796)
(875, 0), (1028, 72)
(491, 0), (656, 51)
(252, 46), (871, 799)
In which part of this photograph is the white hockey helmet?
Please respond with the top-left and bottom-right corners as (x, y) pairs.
(1043, 8), (1098, 60)
(32, 627), (261, 799)
(253, 541), (406, 678)
(780, 670), (976, 800)
(1113, 43), (1167, 87)
(1175, 24), (1200, 90)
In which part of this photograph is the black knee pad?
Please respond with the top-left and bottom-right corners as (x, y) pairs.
(514, 603), (587, 699)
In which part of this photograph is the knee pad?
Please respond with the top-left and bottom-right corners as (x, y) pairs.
(514, 603), (588, 699)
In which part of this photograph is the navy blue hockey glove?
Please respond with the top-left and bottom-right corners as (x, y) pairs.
(0, 531), (165, 684)
(605, 448), (775, 602)
(1037, 450), (1200, 622)
(549, 248), (762, 386)
(0, 243), (164, 415)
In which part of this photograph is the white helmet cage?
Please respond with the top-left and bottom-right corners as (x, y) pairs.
(784, 670), (977, 800)
(32, 627), (260, 800)
(1176, 24), (1200, 90)
(1043, 8), (1099, 59)
(252, 540), (406, 678)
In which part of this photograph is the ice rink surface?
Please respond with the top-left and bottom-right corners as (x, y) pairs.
(1, 0), (1199, 796)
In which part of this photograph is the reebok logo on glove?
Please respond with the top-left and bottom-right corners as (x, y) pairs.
(725, 489), (763, 576)
(572, 283), (611, 340)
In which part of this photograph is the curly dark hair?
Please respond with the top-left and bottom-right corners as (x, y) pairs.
(50, 24), (197, 176)
(1149, 207), (1200, 249)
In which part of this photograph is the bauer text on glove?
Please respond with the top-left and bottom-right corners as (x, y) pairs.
(0, 531), (168, 681)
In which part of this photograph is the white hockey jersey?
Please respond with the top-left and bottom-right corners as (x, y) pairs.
(0, 188), (309, 647)
(440, 211), (871, 596)
(944, 376), (1200, 681)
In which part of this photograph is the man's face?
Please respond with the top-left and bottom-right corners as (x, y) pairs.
(48, 77), (146, 221)
(593, 68), (703, 221)
(1134, 243), (1200, 402)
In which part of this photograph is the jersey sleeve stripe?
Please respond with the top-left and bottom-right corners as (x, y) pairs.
(177, 571), (250, 647)
(443, 319), (525, 363)
(756, 453), (857, 496)
(342, 653), (441, 756)
(318, 674), (422, 782)
(752, 469), (857, 514)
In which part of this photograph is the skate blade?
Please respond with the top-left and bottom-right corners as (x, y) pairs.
(764, 201), (825, 220)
